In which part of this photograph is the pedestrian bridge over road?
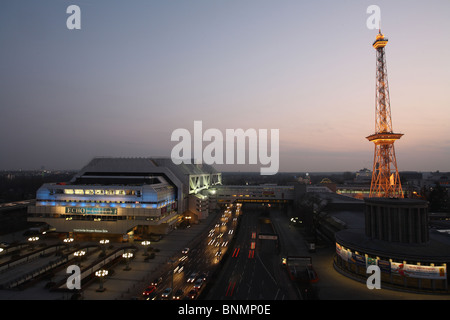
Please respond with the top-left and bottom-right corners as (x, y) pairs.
(210, 185), (296, 204)
(209, 184), (340, 204)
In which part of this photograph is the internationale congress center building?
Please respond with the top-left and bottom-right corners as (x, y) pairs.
(27, 157), (222, 241)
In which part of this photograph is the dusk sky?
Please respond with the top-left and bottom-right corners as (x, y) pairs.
(1, 0), (449, 173)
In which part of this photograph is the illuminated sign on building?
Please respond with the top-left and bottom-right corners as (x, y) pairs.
(65, 207), (117, 215)
(73, 229), (109, 233)
(336, 243), (447, 280)
(391, 262), (447, 280)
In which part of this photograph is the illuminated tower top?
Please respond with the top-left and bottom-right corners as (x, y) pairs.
(372, 31), (388, 49)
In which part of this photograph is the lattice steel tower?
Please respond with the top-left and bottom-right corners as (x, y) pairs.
(366, 30), (404, 198)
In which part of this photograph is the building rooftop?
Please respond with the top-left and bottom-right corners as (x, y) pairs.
(72, 157), (218, 184)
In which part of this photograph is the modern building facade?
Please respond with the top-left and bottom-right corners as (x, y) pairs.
(27, 157), (221, 240)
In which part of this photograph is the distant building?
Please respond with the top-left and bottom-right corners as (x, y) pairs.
(424, 172), (450, 194)
(335, 169), (371, 199)
(354, 168), (371, 183)
(208, 184), (295, 205)
(336, 185), (370, 199)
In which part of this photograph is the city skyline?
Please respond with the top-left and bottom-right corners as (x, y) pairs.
(1, 1), (449, 172)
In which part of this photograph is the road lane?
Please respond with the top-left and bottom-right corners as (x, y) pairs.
(206, 204), (296, 300)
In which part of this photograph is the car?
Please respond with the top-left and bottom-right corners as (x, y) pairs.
(144, 291), (157, 300)
(179, 255), (188, 262)
(142, 285), (156, 296)
(174, 263), (184, 273)
(161, 287), (172, 299)
(188, 289), (198, 300)
(187, 272), (198, 283)
(151, 277), (162, 286)
(182, 248), (190, 254)
(193, 278), (203, 290)
(173, 289), (183, 300)
(199, 272), (208, 281)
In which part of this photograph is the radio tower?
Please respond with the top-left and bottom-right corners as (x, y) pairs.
(366, 30), (404, 198)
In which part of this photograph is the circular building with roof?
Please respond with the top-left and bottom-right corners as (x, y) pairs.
(334, 198), (450, 293)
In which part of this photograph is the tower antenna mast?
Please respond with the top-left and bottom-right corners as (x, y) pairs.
(366, 30), (404, 198)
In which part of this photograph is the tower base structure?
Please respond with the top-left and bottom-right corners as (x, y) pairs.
(366, 133), (404, 198)
(334, 198), (450, 293)
(365, 198), (428, 243)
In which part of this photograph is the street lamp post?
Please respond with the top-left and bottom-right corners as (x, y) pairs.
(141, 240), (151, 256)
(122, 252), (133, 271)
(95, 269), (108, 292)
(28, 236), (39, 250)
(99, 239), (109, 256)
(74, 250), (86, 267)
(63, 237), (74, 253)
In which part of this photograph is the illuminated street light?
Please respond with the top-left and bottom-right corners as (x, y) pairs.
(122, 252), (133, 270)
(95, 269), (108, 277)
(74, 250), (85, 257)
(28, 236), (39, 250)
(64, 237), (74, 243)
(74, 250), (86, 267)
(95, 269), (108, 292)
(141, 240), (151, 256)
(99, 239), (109, 256)
(63, 237), (74, 252)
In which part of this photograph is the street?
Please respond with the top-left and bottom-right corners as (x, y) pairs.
(206, 204), (302, 300)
